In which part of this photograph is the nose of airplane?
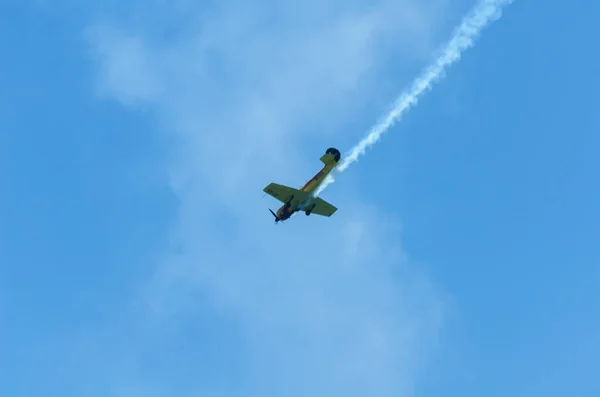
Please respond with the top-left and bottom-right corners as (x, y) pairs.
(269, 208), (280, 222)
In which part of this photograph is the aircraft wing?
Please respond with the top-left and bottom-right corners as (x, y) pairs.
(309, 197), (337, 217)
(263, 182), (337, 217)
(263, 183), (309, 206)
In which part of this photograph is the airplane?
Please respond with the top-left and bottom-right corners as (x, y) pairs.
(263, 147), (341, 223)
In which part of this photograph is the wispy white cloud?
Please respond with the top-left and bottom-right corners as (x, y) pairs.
(84, 0), (454, 395)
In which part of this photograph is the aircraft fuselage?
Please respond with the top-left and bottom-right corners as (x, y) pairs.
(274, 148), (340, 221)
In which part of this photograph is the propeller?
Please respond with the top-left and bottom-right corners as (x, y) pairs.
(269, 208), (280, 223)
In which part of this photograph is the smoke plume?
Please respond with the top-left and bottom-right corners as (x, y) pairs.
(314, 0), (514, 196)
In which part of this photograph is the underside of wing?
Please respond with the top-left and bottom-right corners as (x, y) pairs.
(310, 197), (337, 217)
(263, 183), (308, 206)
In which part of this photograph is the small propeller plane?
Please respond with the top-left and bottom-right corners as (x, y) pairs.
(263, 147), (341, 223)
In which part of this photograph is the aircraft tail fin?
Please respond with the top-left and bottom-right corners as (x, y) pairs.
(319, 148), (341, 165)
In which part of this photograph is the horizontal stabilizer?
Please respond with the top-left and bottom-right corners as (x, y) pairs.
(320, 153), (340, 165)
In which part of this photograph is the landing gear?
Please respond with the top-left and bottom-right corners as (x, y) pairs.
(305, 204), (315, 216)
(285, 196), (294, 209)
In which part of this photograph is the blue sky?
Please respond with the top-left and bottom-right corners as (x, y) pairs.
(1, 0), (599, 396)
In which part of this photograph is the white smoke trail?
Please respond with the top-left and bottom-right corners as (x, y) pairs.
(314, 0), (514, 197)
